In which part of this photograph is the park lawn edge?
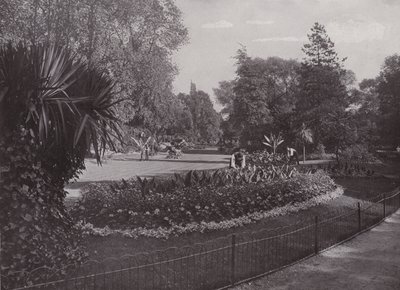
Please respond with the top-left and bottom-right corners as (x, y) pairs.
(78, 186), (343, 240)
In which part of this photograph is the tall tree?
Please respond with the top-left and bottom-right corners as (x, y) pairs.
(213, 80), (236, 117)
(230, 47), (300, 149)
(348, 78), (380, 147)
(296, 22), (350, 151)
(302, 22), (344, 68)
(0, 0), (189, 140)
(376, 54), (400, 146)
(178, 85), (221, 143)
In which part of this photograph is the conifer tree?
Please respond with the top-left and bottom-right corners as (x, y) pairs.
(296, 22), (351, 151)
(302, 23), (344, 68)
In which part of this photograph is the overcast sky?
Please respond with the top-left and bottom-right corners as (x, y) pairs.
(171, 0), (400, 109)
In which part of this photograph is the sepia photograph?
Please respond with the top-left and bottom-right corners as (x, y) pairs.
(0, 0), (399, 289)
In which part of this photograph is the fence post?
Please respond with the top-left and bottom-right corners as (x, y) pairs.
(314, 216), (319, 254)
(0, 232), (1, 290)
(230, 234), (236, 286)
(383, 194), (386, 219)
(357, 202), (361, 232)
(398, 192), (400, 210)
(397, 191), (400, 208)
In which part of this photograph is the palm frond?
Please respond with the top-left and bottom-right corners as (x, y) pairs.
(0, 42), (122, 163)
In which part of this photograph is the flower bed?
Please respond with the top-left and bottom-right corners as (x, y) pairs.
(77, 187), (343, 239)
(71, 170), (338, 230)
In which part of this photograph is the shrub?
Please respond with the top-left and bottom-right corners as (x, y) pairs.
(298, 162), (375, 177)
(305, 143), (335, 160)
(0, 128), (86, 288)
(316, 143), (326, 156)
(0, 43), (120, 288)
(246, 150), (290, 168)
(70, 171), (337, 230)
(339, 144), (378, 164)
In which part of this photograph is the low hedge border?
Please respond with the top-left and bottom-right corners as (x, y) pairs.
(77, 187), (343, 240)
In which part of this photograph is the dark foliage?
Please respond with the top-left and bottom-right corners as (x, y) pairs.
(0, 128), (86, 288)
(0, 43), (120, 288)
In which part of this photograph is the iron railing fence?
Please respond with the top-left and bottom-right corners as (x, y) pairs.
(3, 189), (400, 290)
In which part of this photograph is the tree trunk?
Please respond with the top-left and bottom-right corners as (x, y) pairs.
(303, 144), (306, 163)
(335, 146), (339, 164)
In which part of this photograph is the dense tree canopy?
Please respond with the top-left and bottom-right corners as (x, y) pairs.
(375, 54), (400, 146)
(214, 80), (236, 117)
(0, 0), (189, 141)
(226, 47), (299, 149)
(296, 22), (351, 151)
(178, 83), (221, 143)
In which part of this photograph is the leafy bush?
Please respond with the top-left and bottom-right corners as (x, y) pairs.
(339, 144), (378, 164)
(305, 152), (336, 160)
(0, 43), (120, 288)
(0, 128), (86, 288)
(316, 143), (326, 156)
(304, 143), (335, 160)
(246, 150), (290, 168)
(70, 171), (337, 229)
(298, 162), (375, 177)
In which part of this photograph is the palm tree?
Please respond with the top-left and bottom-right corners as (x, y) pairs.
(0, 43), (122, 163)
(298, 123), (313, 163)
(0, 43), (123, 287)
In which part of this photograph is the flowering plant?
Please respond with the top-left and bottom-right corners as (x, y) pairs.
(77, 186), (343, 240)
(71, 171), (337, 229)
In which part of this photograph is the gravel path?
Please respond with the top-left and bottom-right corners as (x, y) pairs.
(233, 210), (400, 290)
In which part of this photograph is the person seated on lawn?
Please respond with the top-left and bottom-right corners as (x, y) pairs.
(287, 146), (299, 165)
(230, 148), (246, 169)
(167, 142), (179, 156)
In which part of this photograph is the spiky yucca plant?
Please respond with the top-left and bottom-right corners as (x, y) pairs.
(0, 43), (122, 288)
(0, 42), (122, 162)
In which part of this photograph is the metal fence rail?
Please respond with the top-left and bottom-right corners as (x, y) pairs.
(5, 189), (400, 290)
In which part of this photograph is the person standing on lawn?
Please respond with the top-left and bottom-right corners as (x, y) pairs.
(144, 144), (150, 160)
(287, 146), (299, 165)
(131, 134), (151, 161)
(230, 148), (246, 169)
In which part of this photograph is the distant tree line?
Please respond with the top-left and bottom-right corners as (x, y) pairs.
(215, 22), (400, 153)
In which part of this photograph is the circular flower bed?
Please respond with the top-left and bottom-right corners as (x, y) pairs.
(77, 187), (343, 239)
(71, 170), (339, 233)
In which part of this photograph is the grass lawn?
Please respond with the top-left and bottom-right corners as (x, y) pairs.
(65, 151), (229, 198)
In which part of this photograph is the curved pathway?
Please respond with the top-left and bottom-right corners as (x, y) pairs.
(234, 210), (400, 290)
